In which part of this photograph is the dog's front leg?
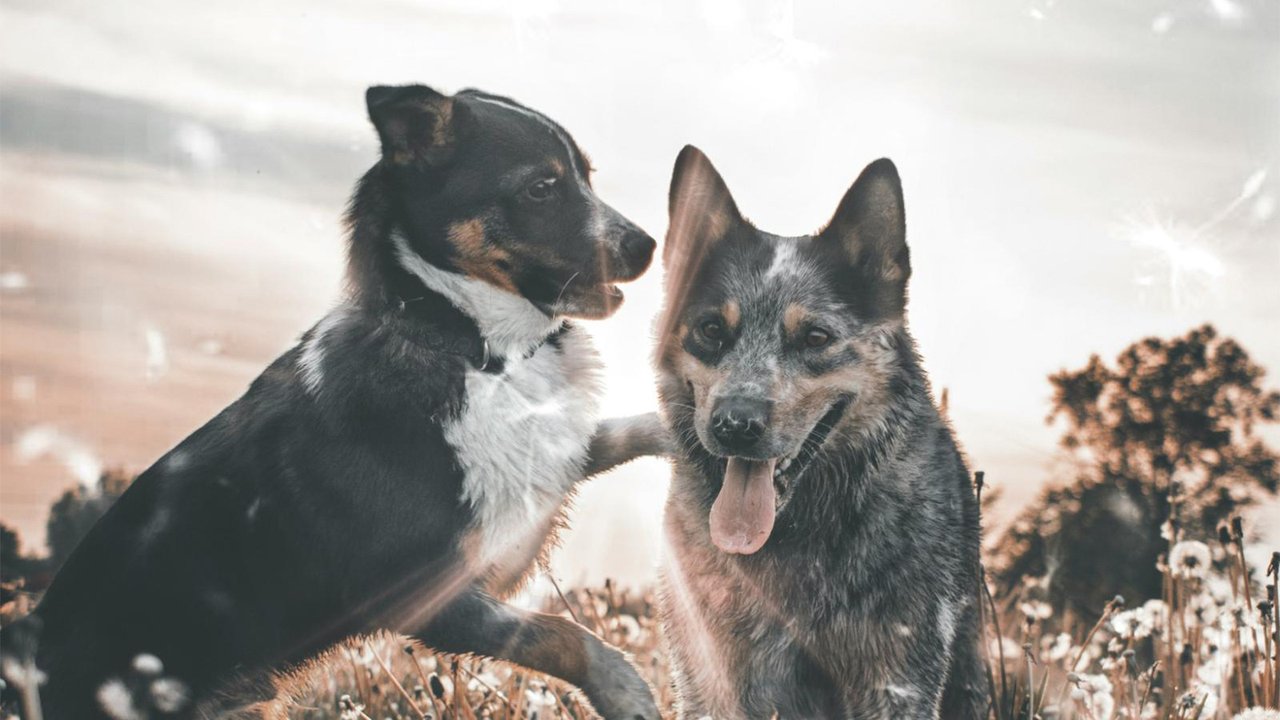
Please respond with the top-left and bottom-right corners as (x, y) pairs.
(411, 589), (659, 720)
(582, 412), (672, 477)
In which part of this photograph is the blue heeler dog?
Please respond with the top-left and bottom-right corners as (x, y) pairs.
(654, 146), (986, 719)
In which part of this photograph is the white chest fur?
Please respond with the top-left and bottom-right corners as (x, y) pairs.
(444, 325), (603, 570)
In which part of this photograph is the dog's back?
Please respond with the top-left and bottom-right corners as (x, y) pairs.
(655, 147), (986, 718)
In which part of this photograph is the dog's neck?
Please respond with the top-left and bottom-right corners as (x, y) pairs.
(389, 230), (562, 360)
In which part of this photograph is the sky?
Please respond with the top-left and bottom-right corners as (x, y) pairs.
(0, 0), (1277, 586)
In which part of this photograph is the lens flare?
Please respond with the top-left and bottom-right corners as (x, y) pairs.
(1125, 216), (1225, 310)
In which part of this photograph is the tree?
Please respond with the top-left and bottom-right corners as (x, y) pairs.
(992, 324), (1280, 621)
(45, 469), (132, 573)
(0, 522), (48, 585)
(1, 522), (27, 581)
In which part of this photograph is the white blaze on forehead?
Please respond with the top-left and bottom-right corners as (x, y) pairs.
(764, 240), (800, 280)
(468, 94), (589, 183)
(468, 95), (617, 251)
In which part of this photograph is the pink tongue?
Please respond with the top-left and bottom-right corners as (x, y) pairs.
(709, 457), (778, 554)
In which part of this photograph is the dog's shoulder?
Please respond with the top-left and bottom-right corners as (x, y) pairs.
(288, 301), (475, 425)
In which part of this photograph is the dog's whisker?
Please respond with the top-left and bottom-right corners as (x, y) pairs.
(553, 271), (581, 307)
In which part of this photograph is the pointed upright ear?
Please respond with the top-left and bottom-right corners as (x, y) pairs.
(366, 84), (464, 167)
(665, 145), (743, 269)
(819, 158), (910, 316)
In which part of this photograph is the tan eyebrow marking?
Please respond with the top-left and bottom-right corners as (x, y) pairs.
(722, 300), (741, 330)
(784, 303), (810, 335)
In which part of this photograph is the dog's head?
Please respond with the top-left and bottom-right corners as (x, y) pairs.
(365, 84), (655, 319)
(657, 145), (911, 555)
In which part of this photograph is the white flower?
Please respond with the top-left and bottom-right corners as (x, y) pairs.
(989, 636), (1022, 659)
(97, 679), (141, 720)
(1205, 576), (1233, 605)
(525, 681), (558, 715)
(1111, 608), (1155, 639)
(1178, 684), (1218, 719)
(131, 653), (163, 676)
(1, 656), (46, 688)
(1074, 673), (1115, 719)
(1189, 591), (1220, 625)
(1196, 647), (1231, 687)
(150, 678), (189, 713)
(1170, 541), (1212, 579)
(1043, 632), (1073, 662)
(1020, 600), (1053, 621)
(1233, 709), (1280, 720)
(1075, 673), (1112, 694)
(337, 694), (366, 720)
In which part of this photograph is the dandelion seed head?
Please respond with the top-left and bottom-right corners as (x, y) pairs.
(132, 653), (163, 676)
(1170, 540), (1212, 579)
(1, 656), (46, 688)
(98, 679), (141, 720)
(1178, 684), (1218, 717)
(1019, 600), (1053, 621)
(150, 678), (189, 713)
(1234, 709), (1280, 720)
(337, 694), (365, 720)
(1110, 607), (1155, 639)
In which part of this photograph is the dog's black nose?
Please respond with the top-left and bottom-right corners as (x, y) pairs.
(711, 397), (770, 452)
(621, 229), (656, 271)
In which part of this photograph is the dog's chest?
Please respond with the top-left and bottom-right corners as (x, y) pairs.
(444, 328), (603, 570)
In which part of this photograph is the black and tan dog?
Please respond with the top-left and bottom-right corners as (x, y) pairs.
(655, 147), (986, 718)
(1, 85), (664, 719)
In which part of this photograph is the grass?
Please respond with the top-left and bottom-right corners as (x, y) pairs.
(277, 580), (673, 719)
(2, 504), (1277, 719)
(275, 515), (1278, 719)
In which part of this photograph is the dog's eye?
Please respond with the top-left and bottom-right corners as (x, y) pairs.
(524, 178), (558, 201)
(699, 319), (726, 343)
(804, 328), (832, 348)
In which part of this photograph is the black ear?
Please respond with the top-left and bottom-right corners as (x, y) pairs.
(665, 145), (743, 269)
(366, 84), (462, 166)
(819, 158), (910, 315)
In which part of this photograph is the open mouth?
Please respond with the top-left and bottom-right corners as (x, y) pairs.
(574, 282), (625, 316)
(541, 280), (626, 319)
(708, 398), (849, 555)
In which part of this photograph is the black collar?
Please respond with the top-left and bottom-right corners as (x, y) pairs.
(471, 322), (568, 374)
(395, 293), (567, 374)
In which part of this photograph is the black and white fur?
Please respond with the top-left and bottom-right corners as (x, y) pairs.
(0, 85), (664, 719)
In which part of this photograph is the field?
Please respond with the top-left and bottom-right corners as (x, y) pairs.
(271, 535), (1277, 720)
(11, 531), (1272, 719)
(2, 521), (1278, 720)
